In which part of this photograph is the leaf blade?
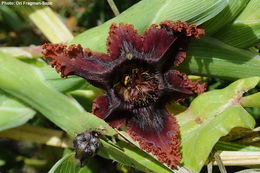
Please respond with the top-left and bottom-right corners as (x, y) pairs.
(213, 0), (260, 48)
(203, 0), (250, 35)
(177, 77), (258, 172)
(0, 91), (35, 131)
(178, 37), (260, 79)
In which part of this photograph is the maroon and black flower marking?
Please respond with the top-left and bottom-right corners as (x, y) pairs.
(42, 20), (205, 168)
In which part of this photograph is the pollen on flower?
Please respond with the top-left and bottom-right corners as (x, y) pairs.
(115, 67), (159, 107)
(42, 20), (205, 169)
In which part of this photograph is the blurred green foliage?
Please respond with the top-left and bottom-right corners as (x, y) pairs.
(0, 0), (140, 46)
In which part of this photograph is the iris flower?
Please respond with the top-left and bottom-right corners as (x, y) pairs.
(42, 20), (205, 168)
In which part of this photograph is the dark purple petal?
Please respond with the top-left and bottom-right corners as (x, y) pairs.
(42, 44), (113, 89)
(92, 93), (126, 129)
(107, 23), (143, 59)
(107, 116), (127, 129)
(142, 20), (204, 68)
(143, 24), (177, 61)
(127, 105), (181, 168)
(164, 70), (206, 101)
(92, 94), (110, 120)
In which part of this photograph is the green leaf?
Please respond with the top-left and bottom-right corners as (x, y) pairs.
(0, 47), (42, 59)
(98, 139), (172, 173)
(49, 151), (95, 173)
(48, 153), (80, 173)
(0, 6), (24, 30)
(241, 92), (260, 108)
(0, 52), (115, 137)
(69, 89), (102, 102)
(0, 48), (86, 93)
(213, 0), (260, 48)
(215, 141), (260, 151)
(0, 90), (35, 131)
(70, 0), (229, 51)
(0, 47), (85, 93)
(177, 77), (258, 172)
(149, 0), (229, 25)
(178, 37), (260, 79)
(203, 0), (250, 35)
(39, 65), (86, 93)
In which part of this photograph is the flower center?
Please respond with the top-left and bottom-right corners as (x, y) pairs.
(115, 68), (159, 107)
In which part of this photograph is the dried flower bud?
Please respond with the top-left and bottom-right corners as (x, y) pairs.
(73, 132), (100, 167)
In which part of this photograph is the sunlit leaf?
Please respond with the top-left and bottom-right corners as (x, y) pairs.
(213, 0), (260, 48)
(203, 0), (250, 35)
(241, 92), (260, 108)
(177, 77), (258, 172)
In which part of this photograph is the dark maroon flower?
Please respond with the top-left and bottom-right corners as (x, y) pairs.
(42, 20), (205, 168)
